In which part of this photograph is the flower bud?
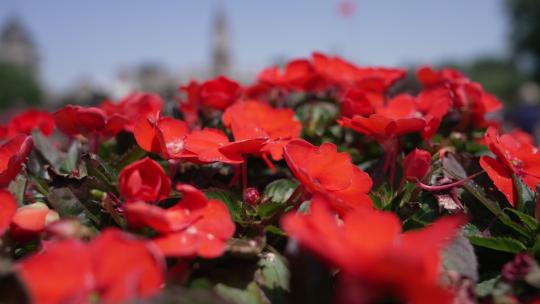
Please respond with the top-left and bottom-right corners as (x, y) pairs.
(403, 149), (431, 181)
(243, 187), (260, 206)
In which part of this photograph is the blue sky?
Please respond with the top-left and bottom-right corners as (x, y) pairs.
(0, 0), (507, 91)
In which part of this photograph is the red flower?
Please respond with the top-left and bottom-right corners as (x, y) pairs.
(0, 190), (17, 235)
(16, 229), (165, 304)
(282, 195), (466, 304)
(284, 139), (373, 213)
(338, 94), (426, 141)
(480, 127), (540, 207)
(200, 76), (242, 110)
(16, 240), (94, 304)
(257, 59), (319, 92)
(90, 229), (165, 302)
(100, 91), (163, 135)
(417, 66), (502, 127)
(183, 128), (244, 164)
(125, 184), (235, 258)
(53, 105), (107, 136)
(312, 52), (405, 91)
(4, 109), (55, 137)
(508, 128), (534, 146)
(223, 100), (302, 160)
(403, 149), (432, 182)
(10, 203), (59, 242)
(118, 157), (171, 203)
(177, 81), (202, 127)
(0, 134), (33, 188)
(133, 115), (190, 159)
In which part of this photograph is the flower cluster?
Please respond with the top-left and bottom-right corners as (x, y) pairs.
(0, 52), (538, 303)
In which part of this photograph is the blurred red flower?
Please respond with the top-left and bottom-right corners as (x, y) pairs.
(125, 184), (235, 258)
(0, 134), (33, 188)
(100, 91), (163, 135)
(200, 76), (242, 110)
(417, 66), (502, 127)
(282, 195), (466, 304)
(53, 105), (107, 137)
(480, 127), (540, 207)
(284, 139), (372, 213)
(257, 59), (319, 92)
(1, 109), (55, 138)
(0, 190), (17, 235)
(118, 157), (171, 203)
(16, 229), (165, 304)
(10, 202), (59, 242)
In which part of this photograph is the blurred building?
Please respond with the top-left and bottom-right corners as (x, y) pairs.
(0, 15), (39, 76)
(211, 7), (231, 77)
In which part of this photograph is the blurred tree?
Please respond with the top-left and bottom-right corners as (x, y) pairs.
(506, 0), (540, 81)
(0, 63), (43, 108)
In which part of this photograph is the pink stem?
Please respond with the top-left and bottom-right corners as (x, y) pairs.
(416, 171), (485, 192)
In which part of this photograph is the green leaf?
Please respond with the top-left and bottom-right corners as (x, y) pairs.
(262, 179), (298, 205)
(215, 282), (267, 304)
(58, 141), (82, 174)
(205, 188), (243, 222)
(82, 153), (118, 189)
(137, 287), (230, 304)
(8, 175), (26, 206)
(443, 235), (479, 281)
(468, 235), (527, 253)
(47, 187), (100, 226)
(475, 276), (500, 297)
(296, 101), (338, 137)
(32, 131), (65, 168)
(503, 208), (538, 232)
(255, 251), (290, 303)
(512, 174), (536, 215)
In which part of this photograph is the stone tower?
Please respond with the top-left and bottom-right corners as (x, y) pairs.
(0, 16), (39, 76)
(211, 7), (231, 77)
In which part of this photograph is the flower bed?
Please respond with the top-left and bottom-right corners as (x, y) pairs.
(0, 52), (538, 303)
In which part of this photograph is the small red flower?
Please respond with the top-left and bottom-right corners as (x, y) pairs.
(0, 134), (33, 188)
(134, 115), (190, 158)
(284, 139), (373, 213)
(125, 184), (235, 258)
(0, 190), (17, 235)
(282, 195), (466, 304)
(177, 81), (202, 127)
(4, 109), (55, 137)
(100, 91), (163, 135)
(223, 100), (302, 160)
(10, 203), (59, 242)
(200, 76), (242, 110)
(403, 149), (432, 182)
(118, 157), (171, 203)
(479, 127), (540, 207)
(53, 105), (107, 136)
(258, 59), (319, 92)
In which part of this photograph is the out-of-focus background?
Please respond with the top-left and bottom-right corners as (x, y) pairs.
(0, 0), (539, 132)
